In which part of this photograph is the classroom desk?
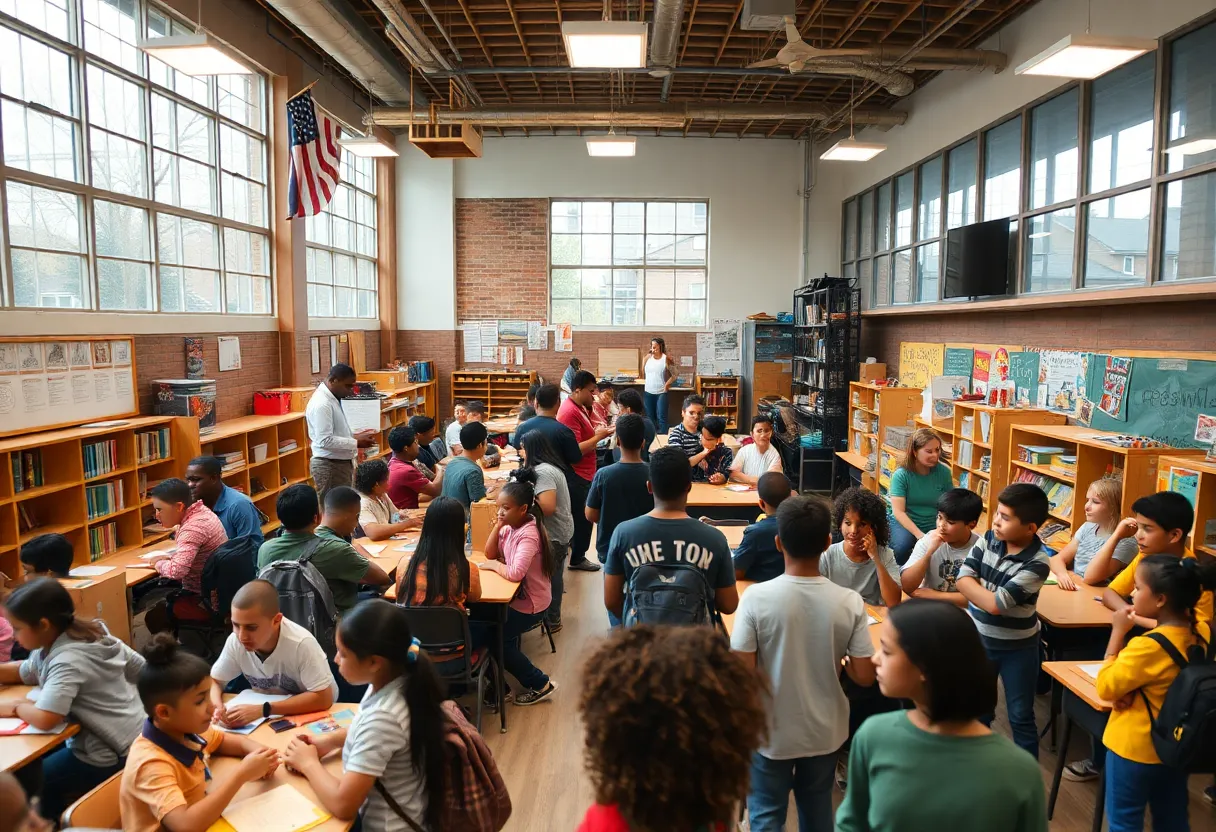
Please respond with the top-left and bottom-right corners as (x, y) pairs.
(1036, 575), (1112, 748)
(89, 540), (173, 588)
(722, 580), (885, 651)
(0, 687), (80, 772)
(650, 432), (742, 453)
(1042, 661), (1111, 832)
(211, 700), (357, 831)
(687, 482), (759, 507)
(482, 416), (518, 435)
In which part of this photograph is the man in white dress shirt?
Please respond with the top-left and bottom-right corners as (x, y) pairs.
(305, 363), (375, 500)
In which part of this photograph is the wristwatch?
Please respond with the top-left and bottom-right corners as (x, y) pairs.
(263, 701), (271, 719)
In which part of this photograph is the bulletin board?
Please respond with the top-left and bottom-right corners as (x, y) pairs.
(1084, 354), (1216, 448)
(897, 342), (944, 389)
(0, 336), (138, 438)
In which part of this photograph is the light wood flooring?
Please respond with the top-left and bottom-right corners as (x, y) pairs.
(480, 565), (1216, 831)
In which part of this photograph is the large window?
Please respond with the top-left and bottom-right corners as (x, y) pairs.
(549, 200), (708, 327)
(0, 0), (271, 313)
(842, 14), (1216, 306)
(305, 146), (378, 318)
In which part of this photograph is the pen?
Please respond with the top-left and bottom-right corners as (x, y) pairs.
(1093, 597), (1104, 603)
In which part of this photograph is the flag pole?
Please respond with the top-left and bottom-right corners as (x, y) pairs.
(287, 79), (319, 102)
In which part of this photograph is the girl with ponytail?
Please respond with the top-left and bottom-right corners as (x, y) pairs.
(284, 600), (446, 830)
(475, 467), (557, 705)
(1096, 554), (1216, 832)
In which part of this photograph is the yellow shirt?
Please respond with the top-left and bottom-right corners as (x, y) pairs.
(120, 725), (224, 832)
(1107, 549), (1212, 626)
(1097, 621), (1211, 764)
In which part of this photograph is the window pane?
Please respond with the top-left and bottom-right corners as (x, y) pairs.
(157, 213), (218, 267)
(1090, 53), (1155, 193)
(146, 9), (210, 107)
(1164, 171), (1216, 281)
(0, 0), (70, 40)
(984, 116), (1022, 219)
(306, 213), (330, 246)
(6, 182), (81, 252)
(551, 201), (580, 233)
(613, 299), (642, 326)
(98, 259), (151, 310)
(581, 269), (611, 298)
(581, 299), (610, 325)
(1024, 209), (1075, 293)
(647, 270), (674, 298)
(675, 300), (705, 327)
(552, 234), (580, 265)
(892, 250), (912, 304)
(614, 202), (644, 233)
(2, 100), (79, 182)
(221, 174), (265, 226)
(0, 28), (74, 115)
(859, 191), (873, 257)
(843, 200), (857, 260)
(677, 202), (707, 234)
(12, 249), (86, 308)
(583, 202), (612, 233)
(1029, 89), (1079, 209)
(551, 269), (580, 299)
(224, 228), (269, 275)
(645, 299), (674, 326)
(916, 242), (939, 302)
(646, 234), (675, 264)
(582, 234), (611, 266)
(154, 151), (216, 214)
(355, 288), (375, 319)
(1084, 190), (1149, 288)
(90, 128), (146, 196)
(334, 254), (354, 288)
(647, 202), (675, 233)
(218, 75), (265, 131)
(613, 234), (644, 266)
(220, 126), (264, 180)
(87, 65), (143, 140)
(95, 200), (148, 259)
(871, 256), (888, 306)
(947, 139), (978, 229)
(356, 259), (375, 290)
(311, 249), (332, 286)
(153, 95), (213, 160)
(83, 0), (140, 72)
(917, 156), (943, 240)
(894, 172), (914, 247)
(675, 234), (706, 265)
(874, 183), (891, 252)
(551, 299), (579, 324)
(1167, 22), (1216, 173)
(183, 268), (221, 312)
(676, 271), (707, 298)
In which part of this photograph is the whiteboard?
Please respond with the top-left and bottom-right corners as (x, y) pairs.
(0, 338), (137, 437)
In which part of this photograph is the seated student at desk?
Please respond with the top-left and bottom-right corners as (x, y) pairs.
(900, 488), (982, 608)
(0, 579), (145, 822)
(409, 415), (445, 478)
(591, 381), (617, 430)
(354, 459), (422, 541)
(145, 478), (228, 626)
(821, 488), (902, 609)
(729, 414), (784, 485)
(1049, 478), (1138, 590)
(440, 422), (491, 521)
(209, 580), (337, 728)
(122, 634), (279, 832)
(666, 394), (706, 458)
(690, 416), (733, 485)
(184, 455), (264, 548)
(731, 472), (793, 582)
(388, 425), (444, 508)
(445, 401), (469, 455)
(465, 400), (501, 467)
(396, 497), (482, 609)
(18, 533), (73, 579)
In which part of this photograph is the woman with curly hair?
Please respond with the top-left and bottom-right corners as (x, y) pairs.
(578, 625), (767, 831)
(821, 487), (903, 608)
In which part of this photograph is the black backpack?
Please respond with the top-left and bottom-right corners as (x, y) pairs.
(622, 561), (722, 629)
(200, 535), (259, 615)
(257, 537), (339, 659)
(1139, 631), (1216, 772)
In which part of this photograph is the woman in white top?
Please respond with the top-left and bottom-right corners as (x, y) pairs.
(284, 600), (446, 831)
(642, 337), (677, 433)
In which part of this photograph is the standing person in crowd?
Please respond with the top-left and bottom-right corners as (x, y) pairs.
(559, 371), (614, 573)
(900, 487), (983, 607)
(821, 488), (903, 609)
(731, 472), (793, 583)
(354, 459), (421, 541)
(518, 431), (575, 633)
(730, 414), (784, 484)
(445, 401), (469, 455)
(306, 364), (376, 500)
(614, 388), (656, 462)
(578, 626), (766, 831)
(642, 337), (677, 433)
(396, 497), (482, 609)
(889, 429), (954, 565)
(388, 425), (444, 509)
(836, 600), (1047, 832)
(516, 384), (583, 474)
(184, 456), (264, 547)
(587, 414), (653, 569)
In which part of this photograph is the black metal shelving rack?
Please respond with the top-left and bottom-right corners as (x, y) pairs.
(780, 275), (860, 492)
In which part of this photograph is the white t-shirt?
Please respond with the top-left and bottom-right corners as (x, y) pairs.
(210, 617), (337, 699)
(359, 493), (398, 528)
(730, 575), (874, 759)
(730, 443), (783, 477)
(821, 542), (901, 606)
(901, 532), (980, 593)
(445, 420), (464, 453)
(344, 676), (428, 830)
(643, 354), (669, 394)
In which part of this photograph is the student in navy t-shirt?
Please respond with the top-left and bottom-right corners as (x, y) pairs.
(730, 472), (793, 583)
(587, 414), (653, 565)
(604, 447), (738, 625)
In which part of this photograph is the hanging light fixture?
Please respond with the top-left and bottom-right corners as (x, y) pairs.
(1015, 2), (1154, 79)
(586, 132), (637, 156)
(339, 135), (400, 157)
(137, 0), (252, 75)
(562, 21), (648, 68)
(820, 79), (886, 162)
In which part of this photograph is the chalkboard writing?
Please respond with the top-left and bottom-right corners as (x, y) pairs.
(943, 348), (973, 388)
(1009, 351), (1040, 407)
(1087, 357), (1216, 448)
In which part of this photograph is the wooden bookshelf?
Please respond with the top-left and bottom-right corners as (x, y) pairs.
(1155, 455), (1216, 560)
(0, 416), (199, 572)
(357, 381), (440, 464)
(1007, 425), (1204, 551)
(845, 382), (922, 495)
(451, 370), (536, 418)
(695, 375), (741, 432)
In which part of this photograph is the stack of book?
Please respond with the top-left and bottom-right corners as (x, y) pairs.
(404, 361), (434, 383)
(89, 521), (119, 559)
(86, 480), (125, 520)
(136, 428), (171, 464)
(218, 451), (244, 474)
(83, 440), (119, 479)
(1050, 454), (1078, 477)
(278, 439), (299, 454)
(704, 389), (737, 406)
(11, 450), (43, 493)
(1018, 445), (1068, 466)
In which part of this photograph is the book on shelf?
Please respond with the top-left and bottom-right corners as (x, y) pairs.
(1049, 454), (1078, 477)
(977, 479), (990, 503)
(1204, 519), (1216, 548)
(1039, 520), (1070, 541)
(83, 440), (119, 479)
(85, 480), (125, 520)
(978, 412), (992, 443)
(956, 440), (974, 469)
(136, 428), (171, 464)
(88, 522), (119, 559)
(1017, 445), (1068, 465)
(1012, 468), (1074, 516)
(11, 450), (43, 493)
(277, 439), (299, 454)
(404, 360), (434, 383)
(17, 504), (36, 533)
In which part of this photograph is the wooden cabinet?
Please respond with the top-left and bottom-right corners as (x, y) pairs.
(695, 376), (741, 432)
(842, 383), (922, 496)
(451, 371), (536, 418)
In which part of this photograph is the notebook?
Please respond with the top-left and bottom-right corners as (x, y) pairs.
(211, 785), (329, 832)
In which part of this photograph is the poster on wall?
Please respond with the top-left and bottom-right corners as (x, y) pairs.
(1037, 350), (1086, 415)
(696, 333), (716, 375)
(461, 323), (482, 364)
(972, 349), (991, 397)
(527, 322), (547, 350)
(1098, 356), (1133, 419)
(554, 323), (573, 352)
(184, 339), (204, 379)
(498, 320), (528, 346)
(712, 319), (741, 361)
(898, 342), (945, 389)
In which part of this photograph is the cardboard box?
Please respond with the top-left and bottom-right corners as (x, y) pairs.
(859, 362), (887, 382)
(262, 387), (314, 413)
(60, 571), (131, 644)
(360, 370), (407, 390)
(470, 500), (496, 553)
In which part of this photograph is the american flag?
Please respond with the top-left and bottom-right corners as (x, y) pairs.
(286, 90), (341, 219)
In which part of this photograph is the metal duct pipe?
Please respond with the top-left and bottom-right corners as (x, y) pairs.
(806, 61), (914, 96)
(649, 0), (687, 70)
(369, 0), (447, 73)
(366, 103), (908, 128)
(263, 0), (421, 105)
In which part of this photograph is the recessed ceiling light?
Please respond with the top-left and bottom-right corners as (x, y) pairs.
(561, 21), (648, 68)
(820, 138), (886, 162)
(137, 32), (252, 75)
(586, 135), (637, 157)
(338, 136), (400, 157)
(1014, 34), (1155, 79)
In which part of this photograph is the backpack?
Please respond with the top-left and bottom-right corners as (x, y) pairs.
(374, 700), (512, 832)
(201, 535), (259, 615)
(622, 561), (722, 628)
(1139, 631), (1216, 772)
(257, 537), (338, 659)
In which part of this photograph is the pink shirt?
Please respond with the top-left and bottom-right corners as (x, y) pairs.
(158, 501), (227, 594)
(558, 398), (597, 482)
(0, 617), (13, 662)
(494, 516), (551, 615)
(388, 454), (430, 509)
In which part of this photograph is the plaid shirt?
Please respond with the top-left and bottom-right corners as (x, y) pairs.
(157, 501), (227, 594)
(958, 530), (1050, 649)
(692, 444), (734, 482)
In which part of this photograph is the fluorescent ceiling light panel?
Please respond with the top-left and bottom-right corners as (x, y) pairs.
(1028, 231), (1053, 239)
(338, 136), (400, 157)
(137, 33), (252, 75)
(586, 136), (637, 157)
(819, 139), (886, 162)
(1014, 34), (1156, 79)
(562, 21), (648, 68)
(1164, 134), (1216, 157)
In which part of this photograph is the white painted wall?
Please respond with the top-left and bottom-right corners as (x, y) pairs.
(395, 135), (807, 325)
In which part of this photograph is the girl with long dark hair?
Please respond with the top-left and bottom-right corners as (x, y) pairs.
(518, 431), (574, 631)
(397, 496), (482, 609)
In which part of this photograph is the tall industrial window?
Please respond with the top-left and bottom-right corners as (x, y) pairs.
(305, 146), (378, 318)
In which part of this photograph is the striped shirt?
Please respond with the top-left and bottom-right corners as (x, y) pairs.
(343, 676), (428, 830)
(957, 530), (1050, 649)
(667, 424), (703, 457)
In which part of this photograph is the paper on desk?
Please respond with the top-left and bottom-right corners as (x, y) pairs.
(0, 718), (24, 732)
(215, 692), (289, 734)
(725, 484), (752, 492)
(362, 543), (387, 555)
(1077, 663), (1104, 680)
(68, 565), (116, 577)
(867, 614), (880, 626)
(395, 542), (418, 553)
(218, 784), (330, 832)
(485, 470), (513, 480)
(140, 550), (172, 559)
(25, 688), (39, 701)
(21, 722), (68, 734)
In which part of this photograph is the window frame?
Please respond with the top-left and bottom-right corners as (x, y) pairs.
(305, 144), (379, 320)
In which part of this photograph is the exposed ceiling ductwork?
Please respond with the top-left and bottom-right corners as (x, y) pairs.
(367, 0), (448, 74)
(648, 0), (687, 71)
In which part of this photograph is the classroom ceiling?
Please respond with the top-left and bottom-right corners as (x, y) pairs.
(277, 0), (1044, 138)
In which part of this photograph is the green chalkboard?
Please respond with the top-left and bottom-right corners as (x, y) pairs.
(1009, 351), (1040, 407)
(1087, 356), (1216, 448)
(943, 348), (974, 388)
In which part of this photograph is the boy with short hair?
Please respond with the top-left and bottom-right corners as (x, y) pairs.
(690, 415), (734, 484)
(445, 401), (469, 454)
(731, 495), (877, 831)
(387, 425), (444, 508)
(464, 400), (500, 466)
(956, 482), (1052, 759)
(900, 487), (983, 607)
(732, 472), (793, 582)
(614, 388), (656, 462)
(1102, 490), (1211, 626)
(408, 415), (444, 475)
(440, 421), (490, 518)
(18, 533), (73, 578)
(730, 414), (784, 484)
(209, 580), (337, 727)
(667, 394), (706, 457)
(591, 382), (616, 430)
(586, 414), (653, 566)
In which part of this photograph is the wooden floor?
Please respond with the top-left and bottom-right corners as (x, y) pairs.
(481, 564), (1216, 831)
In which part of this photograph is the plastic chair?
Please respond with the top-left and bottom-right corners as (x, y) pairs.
(398, 605), (492, 731)
(60, 771), (122, 830)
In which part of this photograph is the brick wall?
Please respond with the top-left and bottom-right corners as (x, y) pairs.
(454, 199), (548, 322)
(396, 330), (460, 415)
(860, 299), (1216, 368)
(135, 332), (281, 423)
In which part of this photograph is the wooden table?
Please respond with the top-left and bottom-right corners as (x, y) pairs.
(1042, 661), (1111, 832)
(0, 686), (81, 772)
(1037, 577), (1114, 629)
(88, 540), (171, 588)
(211, 701), (357, 831)
(650, 432), (742, 453)
(722, 581), (885, 651)
(687, 482), (761, 507)
(482, 416), (518, 435)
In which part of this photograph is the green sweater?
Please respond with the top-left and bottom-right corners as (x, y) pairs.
(836, 711), (1047, 832)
